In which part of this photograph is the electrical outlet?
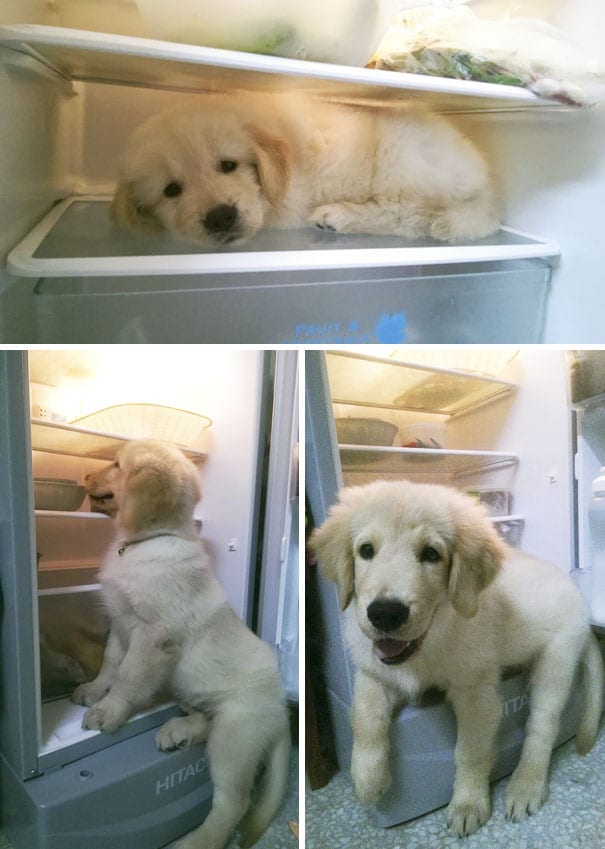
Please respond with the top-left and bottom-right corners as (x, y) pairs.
(227, 538), (237, 552)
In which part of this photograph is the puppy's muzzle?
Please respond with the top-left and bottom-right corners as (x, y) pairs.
(203, 203), (238, 238)
(367, 598), (424, 666)
(85, 472), (117, 517)
(367, 598), (410, 632)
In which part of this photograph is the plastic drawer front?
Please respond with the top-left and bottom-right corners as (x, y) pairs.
(32, 261), (551, 344)
(1, 727), (212, 849)
(325, 644), (599, 830)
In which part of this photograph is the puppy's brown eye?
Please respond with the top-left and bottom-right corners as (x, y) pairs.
(359, 543), (374, 560)
(164, 181), (182, 198)
(113, 461), (120, 469)
(219, 160), (238, 174)
(421, 546), (442, 563)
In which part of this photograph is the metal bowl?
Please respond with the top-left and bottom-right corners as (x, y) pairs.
(335, 417), (398, 446)
(34, 478), (86, 511)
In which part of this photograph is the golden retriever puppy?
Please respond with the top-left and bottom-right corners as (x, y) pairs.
(310, 480), (603, 836)
(111, 92), (500, 245)
(75, 439), (290, 849)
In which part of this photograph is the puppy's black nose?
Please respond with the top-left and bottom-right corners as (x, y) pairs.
(204, 204), (238, 235)
(367, 598), (410, 632)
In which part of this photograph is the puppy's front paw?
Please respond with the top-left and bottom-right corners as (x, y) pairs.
(505, 771), (548, 822)
(72, 680), (109, 707)
(309, 204), (354, 234)
(351, 747), (391, 804)
(447, 794), (491, 837)
(82, 696), (130, 734)
(156, 720), (189, 752)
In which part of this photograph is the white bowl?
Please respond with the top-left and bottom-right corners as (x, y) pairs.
(398, 422), (446, 450)
(136, 0), (395, 66)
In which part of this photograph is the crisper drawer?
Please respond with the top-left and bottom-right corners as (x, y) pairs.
(9, 198), (556, 344)
(31, 260), (551, 344)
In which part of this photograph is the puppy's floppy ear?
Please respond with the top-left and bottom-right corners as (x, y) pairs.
(110, 181), (163, 234)
(120, 464), (178, 532)
(248, 124), (290, 207)
(309, 503), (354, 610)
(448, 504), (506, 618)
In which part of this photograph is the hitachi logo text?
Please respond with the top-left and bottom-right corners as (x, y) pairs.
(502, 691), (529, 718)
(156, 757), (208, 796)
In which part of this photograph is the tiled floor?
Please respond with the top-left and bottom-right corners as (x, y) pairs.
(305, 725), (605, 849)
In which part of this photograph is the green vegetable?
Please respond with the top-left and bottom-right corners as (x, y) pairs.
(378, 47), (526, 88)
(208, 22), (296, 55)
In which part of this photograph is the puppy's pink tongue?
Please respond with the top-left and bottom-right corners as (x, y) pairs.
(373, 639), (409, 661)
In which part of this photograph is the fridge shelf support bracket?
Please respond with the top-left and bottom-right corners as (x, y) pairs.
(2, 46), (75, 93)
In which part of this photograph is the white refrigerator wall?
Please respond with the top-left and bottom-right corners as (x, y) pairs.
(454, 0), (605, 343)
(447, 349), (574, 571)
(0, 0), (63, 341)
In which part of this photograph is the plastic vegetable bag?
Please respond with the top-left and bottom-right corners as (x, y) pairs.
(369, 5), (605, 106)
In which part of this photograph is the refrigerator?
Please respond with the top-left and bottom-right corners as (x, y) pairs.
(0, 0), (603, 344)
(0, 346), (299, 849)
(305, 346), (605, 827)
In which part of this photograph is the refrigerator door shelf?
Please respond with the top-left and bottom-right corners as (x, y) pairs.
(8, 197), (561, 278)
(0, 24), (561, 112)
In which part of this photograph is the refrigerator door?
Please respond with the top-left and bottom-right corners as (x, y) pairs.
(305, 351), (354, 709)
(0, 351), (42, 779)
(254, 351), (299, 700)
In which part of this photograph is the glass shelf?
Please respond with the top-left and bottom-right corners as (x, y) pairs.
(327, 350), (517, 417)
(339, 445), (518, 477)
(35, 510), (110, 520)
(31, 418), (207, 461)
(35, 510), (115, 570)
(0, 24), (564, 113)
(8, 197), (560, 279)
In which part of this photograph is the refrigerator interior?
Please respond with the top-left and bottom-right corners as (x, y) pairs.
(306, 346), (597, 827)
(1, 1), (604, 342)
(326, 347), (575, 570)
(25, 346), (272, 766)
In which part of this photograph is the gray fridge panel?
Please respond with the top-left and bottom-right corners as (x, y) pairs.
(31, 260), (550, 343)
(0, 352), (40, 780)
(1, 726), (212, 849)
(325, 666), (589, 828)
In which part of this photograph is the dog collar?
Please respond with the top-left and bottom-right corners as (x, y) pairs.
(118, 533), (181, 556)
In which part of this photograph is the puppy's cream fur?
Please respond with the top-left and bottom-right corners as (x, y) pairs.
(75, 439), (290, 849)
(112, 93), (501, 245)
(311, 480), (603, 836)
